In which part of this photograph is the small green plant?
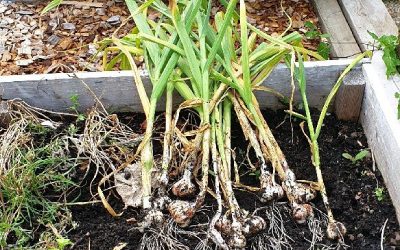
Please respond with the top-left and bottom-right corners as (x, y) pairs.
(342, 149), (369, 164)
(27, 122), (51, 135)
(304, 21), (331, 59)
(369, 31), (400, 78)
(0, 141), (76, 247)
(51, 237), (72, 250)
(374, 187), (385, 201)
(69, 94), (85, 122)
(369, 32), (400, 120)
(67, 124), (79, 135)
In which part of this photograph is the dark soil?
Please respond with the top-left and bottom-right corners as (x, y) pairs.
(66, 110), (400, 250)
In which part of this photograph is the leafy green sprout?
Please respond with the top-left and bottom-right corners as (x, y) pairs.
(368, 32), (400, 120)
(304, 21), (331, 59)
(67, 124), (79, 135)
(51, 237), (72, 250)
(27, 121), (51, 136)
(69, 94), (85, 122)
(369, 31), (400, 78)
(342, 149), (369, 165)
(249, 169), (261, 179)
(374, 187), (385, 201)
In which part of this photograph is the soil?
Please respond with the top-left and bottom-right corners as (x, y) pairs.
(66, 110), (400, 250)
(0, 0), (321, 76)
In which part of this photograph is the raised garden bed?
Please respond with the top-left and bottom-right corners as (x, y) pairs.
(1, 0), (400, 249)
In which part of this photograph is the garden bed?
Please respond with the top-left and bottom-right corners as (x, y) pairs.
(1, 0), (400, 249)
(66, 110), (399, 250)
(2, 105), (399, 249)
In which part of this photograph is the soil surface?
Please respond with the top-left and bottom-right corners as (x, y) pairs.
(0, 0), (321, 76)
(66, 110), (400, 250)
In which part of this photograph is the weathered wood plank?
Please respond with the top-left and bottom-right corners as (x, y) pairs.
(0, 59), (362, 113)
(360, 51), (400, 222)
(334, 68), (365, 121)
(338, 0), (398, 51)
(311, 0), (361, 58)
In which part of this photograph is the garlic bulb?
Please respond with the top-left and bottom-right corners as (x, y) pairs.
(259, 174), (285, 202)
(292, 203), (314, 224)
(171, 169), (196, 198)
(215, 215), (232, 235)
(327, 221), (347, 240)
(242, 215), (267, 236)
(168, 200), (196, 227)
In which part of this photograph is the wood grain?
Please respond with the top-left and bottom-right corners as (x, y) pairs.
(0, 60), (363, 113)
(311, 0), (361, 58)
(338, 0), (398, 51)
(334, 68), (365, 121)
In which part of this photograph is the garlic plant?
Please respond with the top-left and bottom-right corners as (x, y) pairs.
(97, 0), (369, 247)
(291, 51), (370, 239)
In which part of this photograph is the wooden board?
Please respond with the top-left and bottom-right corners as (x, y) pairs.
(0, 59), (363, 113)
(338, 0), (398, 52)
(311, 0), (361, 58)
(334, 68), (365, 121)
(360, 51), (400, 222)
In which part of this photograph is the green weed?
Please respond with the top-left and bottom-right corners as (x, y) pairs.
(0, 140), (76, 248)
(69, 94), (85, 122)
(304, 21), (331, 59)
(374, 187), (385, 202)
(342, 149), (369, 165)
(369, 31), (400, 78)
